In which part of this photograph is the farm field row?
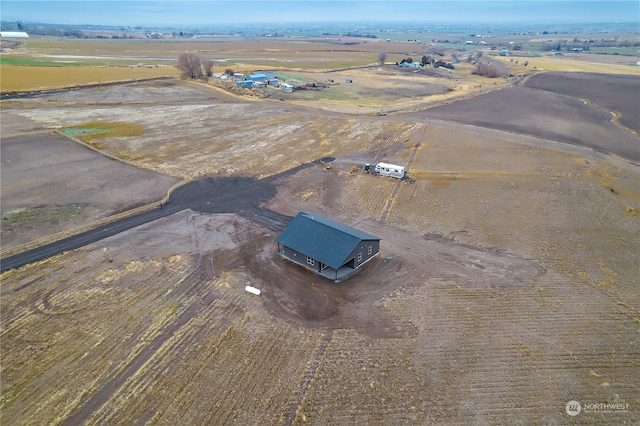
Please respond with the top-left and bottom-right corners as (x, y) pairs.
(0, 65), (178, 92)
(494, 55), (640, 74)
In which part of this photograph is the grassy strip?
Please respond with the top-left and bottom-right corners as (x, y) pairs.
(0, 57), (91, 67)
(2, 205), (89, 227)
(0, 65), (178, 92)
(62, 121), (145, 150)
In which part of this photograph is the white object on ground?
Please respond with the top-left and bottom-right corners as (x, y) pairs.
(245, 286), (261, 296)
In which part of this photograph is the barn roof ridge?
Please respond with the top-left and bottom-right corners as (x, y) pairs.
(298, 211), (379, 241)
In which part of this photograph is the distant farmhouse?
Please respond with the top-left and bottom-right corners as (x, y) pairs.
(276, 212), (381, 281)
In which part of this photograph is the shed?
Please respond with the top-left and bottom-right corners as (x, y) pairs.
(249, 73), (267, 81)
(0, 31), (29, 38)
(276, 212), (381, 281)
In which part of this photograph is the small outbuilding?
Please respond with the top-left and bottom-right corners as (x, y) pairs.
(0, 31), (29, 38)
(276, 212), (381, 281)
(248, 73), (267, 82)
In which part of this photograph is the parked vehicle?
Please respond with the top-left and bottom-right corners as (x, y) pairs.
(374, 162), (405, 178)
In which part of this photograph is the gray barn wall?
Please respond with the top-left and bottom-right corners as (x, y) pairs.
(279, 246), (321, 272)
(347, 239), (380, 268)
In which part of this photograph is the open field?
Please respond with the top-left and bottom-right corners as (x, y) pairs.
(1, 35), (639, 425)
(493, 54), (640, 74)
(415, 78), (640, 161)
(0, 112), (180, 248)
(1, 36), (444, 92)
(0, 65), (178, 93)
(523, 72), (640, 134)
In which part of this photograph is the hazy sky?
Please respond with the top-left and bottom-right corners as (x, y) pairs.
(2, 1), (639, 26)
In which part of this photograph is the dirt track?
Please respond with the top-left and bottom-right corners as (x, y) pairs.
(1, 74), (639, 425)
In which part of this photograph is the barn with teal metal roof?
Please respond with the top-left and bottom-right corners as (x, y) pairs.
(275, 212), (381, 281)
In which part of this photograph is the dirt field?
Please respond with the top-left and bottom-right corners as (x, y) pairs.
(0, 65), (179, 93)
(0, 112), (179, 248)
(523, 72), (640, 134)
(415, 83), (640, 161)
(1, 70), (639, 425)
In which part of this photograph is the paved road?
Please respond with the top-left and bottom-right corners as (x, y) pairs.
(0, 160), (330, 273)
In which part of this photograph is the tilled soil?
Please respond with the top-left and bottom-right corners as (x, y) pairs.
(0, 113), (179, 248)
(523, 72), (640, 133)
(412, 85), (640, 161)
(1, 74), (638, 425)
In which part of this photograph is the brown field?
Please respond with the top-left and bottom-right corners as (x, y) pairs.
(1, 36), (442, 93)
(0, 65), (179, 93)
(494, 54), (640, 74)
(0, 122), (179, 248)
(1, 36), (639, 425)
(523, 72), (640, 133)
(415, 84), (640, 161)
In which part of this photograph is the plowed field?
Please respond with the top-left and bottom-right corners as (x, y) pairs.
(1, 73), (638, 425)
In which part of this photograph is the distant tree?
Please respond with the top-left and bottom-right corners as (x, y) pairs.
(512, 44), (523, 51)
(377, 52), (387, 65)
(203, 59), (215, 78)
(177, 53), (203, 80)
(523, 60), (529, 66)
(224, 68), (235, 76)
(472, 63), (500, 78)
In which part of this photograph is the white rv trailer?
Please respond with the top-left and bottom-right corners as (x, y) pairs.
(374, 162), (405, 179)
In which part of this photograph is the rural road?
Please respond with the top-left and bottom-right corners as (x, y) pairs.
(0, 160), (330, 273)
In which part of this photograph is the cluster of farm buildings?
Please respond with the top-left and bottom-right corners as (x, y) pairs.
(214, 71), (296, 92)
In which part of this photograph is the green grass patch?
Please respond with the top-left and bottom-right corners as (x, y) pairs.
(588, 47), (639, 56)
(0, 56), (90, 67)
(2, 205), (90, 229)
(61, 121), (145, 149)
(279, 73), (315, 83)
